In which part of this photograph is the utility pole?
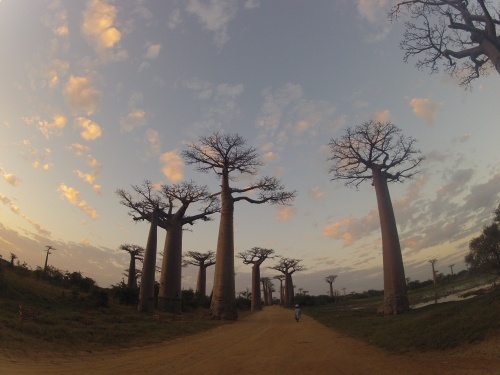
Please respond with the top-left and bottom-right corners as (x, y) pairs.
(44, 245), (56, 271)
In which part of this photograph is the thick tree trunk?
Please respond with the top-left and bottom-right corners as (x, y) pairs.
(329, 283), (333, 299)
(482, 38), (500, 76)
(128, 254), (136, 289)
(210, 172), (237, 320)
(251, 265), (262, 311)
(279, 280), (284, 306)
(158, 222), (183, 313)
(138, 211), (158, 312)
(372, 167), (409, 315)
(196, 265), (207, 296)
(284, 273), (294, 307)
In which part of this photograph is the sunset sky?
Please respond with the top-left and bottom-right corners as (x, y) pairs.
(1, 0), (499, 296)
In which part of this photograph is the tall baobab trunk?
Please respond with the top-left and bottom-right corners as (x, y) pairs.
(158, 222), (183, 313)
(252, 265), (262, 311)
(196, 265), (208, 296)
(285, 273), (294, 307)
(211, 171), (237, 319)
(328, 283), (334, 299)
(372, 167), (409, 315)
(138, 211), (158, 312)
(128, 254), (137, 289)
(279, 279), (284, 306)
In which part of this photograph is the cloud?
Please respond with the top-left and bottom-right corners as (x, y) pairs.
(120, 109), (147, 132)
(145, 43), (161, 59)
(81, 0), (126, 61)
(0, 194), (51, 236)
(75, 117), (102, 140)
(186, 0), (238, 48)
(322, 209), (381, 246)
(1, 168), (21, 186)
(160, 150), (184, 183)
(58, 183), (98, 219)
(308, 186), (325, 201)
(168, 8), (182, 29)
(409, 97), (443, 125)
(48, 59), (69, 88)
(67, 143), (91, 157)
(23, 114), (67, 139)
(256, 83), (338, 145)
(182, 78), (243, 127)
(65, 75), (101, 115)
(146, 129), (161, 155)
(275, 206), (296, 222)
(356, 0), (393, 41)
(372, 109), (391, 123)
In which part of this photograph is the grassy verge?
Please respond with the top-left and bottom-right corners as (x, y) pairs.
(0, 267), (228, 354)
(305, 283), (500, 353)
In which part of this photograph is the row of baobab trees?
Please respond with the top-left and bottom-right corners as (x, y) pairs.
(119, 243), (326, 311)
(118, 120), (424, 319)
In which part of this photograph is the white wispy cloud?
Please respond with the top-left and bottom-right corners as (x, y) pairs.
(186, 0), (238, 48)
(0, 194), (51, 236)
(75, 117), (102, 140)
(23, 114), (67, 139)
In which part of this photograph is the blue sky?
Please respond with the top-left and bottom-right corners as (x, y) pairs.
(1, 0), (499, 296)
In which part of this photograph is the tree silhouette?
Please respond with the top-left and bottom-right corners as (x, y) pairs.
(182, 132), (296, 320)
(184, 251), (216, 296)
(273, 275), (285, 305)
(324, 275), (338, 299)
(429, 259), (438, 286)
(465, 204), (500, 275)
(9, 252), (17, 267)
(117, 180), (218, 313)
(448, 264), (455, 275)
(120, 244), (144, 289)
(328, 121), (423, 315)
(270, 257), (304, 307)
(237, 247), (274, 311)
(389, 0), (500, 88)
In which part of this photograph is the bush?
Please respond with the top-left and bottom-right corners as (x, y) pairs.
(111, 281), (139, 305)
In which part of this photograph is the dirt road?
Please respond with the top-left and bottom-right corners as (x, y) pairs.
(1, 306), (499, 374)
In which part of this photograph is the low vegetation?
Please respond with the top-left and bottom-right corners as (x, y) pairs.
(304, 273), (499, 353)
(0, 260), (227, 354)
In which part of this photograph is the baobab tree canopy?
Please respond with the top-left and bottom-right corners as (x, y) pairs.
(389, 0), (500, 88)
(328, 121), (424, 187)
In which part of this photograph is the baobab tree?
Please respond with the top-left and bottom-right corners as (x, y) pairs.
(328, 121), (424, 315)
(119, 244), (144, 289)
(237, 247), (275, 311)
(9, 252), (17, 267)
(429, 259), (438, 286)
(117, 180), (219, 313)
(184, 251), (216, 296)
(117, 181), (165, 312)
(270, 257), (305, 308)
(389, 0), (500, 88)
(260, 277), (274, 306)
(324, 275), (338, 299)
(449, 263), (455, 276)
(43, 246), (56, 272)
(273, 274), (285, 305)
(182, 132), (296, 320)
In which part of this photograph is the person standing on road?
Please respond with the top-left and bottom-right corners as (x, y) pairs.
(294, 304), (301, 322)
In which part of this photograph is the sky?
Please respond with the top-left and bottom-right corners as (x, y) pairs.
(1, 0), (499, 297)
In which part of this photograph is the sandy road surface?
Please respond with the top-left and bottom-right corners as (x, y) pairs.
(1, 306), (499, 375)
